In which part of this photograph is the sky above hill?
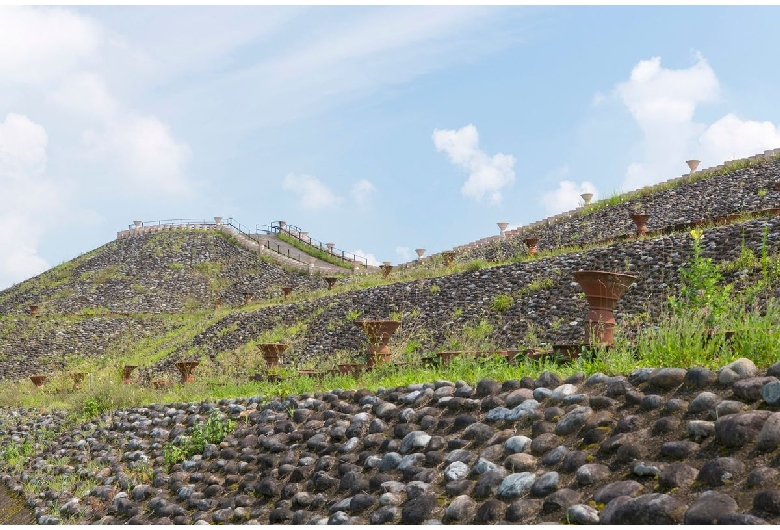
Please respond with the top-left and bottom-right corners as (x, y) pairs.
(2, 5), (780, 289)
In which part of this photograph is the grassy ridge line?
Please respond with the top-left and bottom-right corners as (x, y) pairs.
(275, 231), (354, 270)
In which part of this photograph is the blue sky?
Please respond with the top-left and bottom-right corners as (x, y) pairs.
(2, 6), (780, 288)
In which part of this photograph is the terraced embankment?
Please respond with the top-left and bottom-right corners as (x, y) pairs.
(5, 360), (780, 524)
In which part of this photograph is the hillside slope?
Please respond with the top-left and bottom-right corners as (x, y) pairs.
(0, 230), (328, 316)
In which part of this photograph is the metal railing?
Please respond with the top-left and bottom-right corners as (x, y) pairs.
(127, 218), (218, 230)
(268, 221), (368, 267)
(224, 218), (310, 266)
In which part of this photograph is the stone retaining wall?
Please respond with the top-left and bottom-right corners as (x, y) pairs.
(5, 360), (780, 524)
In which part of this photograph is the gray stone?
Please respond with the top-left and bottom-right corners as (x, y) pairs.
(747, 467), (780, 488)
(658, 462), (698, 490)
(756, 412), (780, 452)
(753, 489), (780, 514)
(600, 493), (686, 524)
(632, 461), (661, 477)
(378, 452), (401, 471)
(575, 463), (610, 486)
(687, 420), (715, 441)
(530, 471), (559, 497)
(398, 453), (425, 471)
(697, 457), (745, 487)
(444, 495), (476, 522)
(734, 377), (779, 402)
(584, 373), (608, 386)
(648, 367), (687, 389)
(761, 381), (780, 406)
(496, 472), (535, 499)
(684, 490), (738, 524)
(541, 445), (568, 466)
(554, 406), (593, 436)
(505, 499), (543, 522)
(472, 457), (498, 475)
(566, 504), (599, 524)
(715, 410), (772, 447)
(593, 481), (643, 504)
(550, 384), (578, 402)
(400, 431), (431, 454)
(718, 358), (758, 384)
(444, 462), (469, 482)
(401, 494), (438, 525)
(369, 506), (397, 524)
(504, 435), (532, 454)
(533, 387), (553, 401)
(713, 400), (747, 419)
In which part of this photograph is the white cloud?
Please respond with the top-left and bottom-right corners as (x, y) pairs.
(102, 116), (192, 196)
(432, 124), (516, 204)
(351, 179), (376, 209)
(282, 173), (343, 211)
(395, 246), (412, 262)
(0, 113), (72, 286)
(540, 180), (598, 216)
(46, 72), (118, 121)
(351, 249), (380, 267)
(609, 53), (780, 190)
(613, 54), (719, 190)
(0, 6), (102, 85)
(699, 113), (780, 162)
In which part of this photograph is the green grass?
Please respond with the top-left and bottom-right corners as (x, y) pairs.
(276, 231), (354, 270)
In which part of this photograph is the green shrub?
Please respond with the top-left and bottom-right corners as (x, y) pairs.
(491, 294), (513, 312)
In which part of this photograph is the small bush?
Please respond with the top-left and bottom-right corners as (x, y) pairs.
(491, 294), (513, 312)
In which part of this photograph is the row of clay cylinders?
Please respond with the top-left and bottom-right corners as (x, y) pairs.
(122, 362), (199, 385)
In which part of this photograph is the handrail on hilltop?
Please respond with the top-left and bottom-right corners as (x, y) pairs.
(268, 221), (369, 267)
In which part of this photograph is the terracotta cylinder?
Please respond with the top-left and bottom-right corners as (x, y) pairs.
(380, 264), (393, 278)
(282, 287), (293, 298)
(243, 292), (253, 305)
(630, 213), (650, 236)
(524, 238), (539, 255)
(442, 251), (455, 267)
(175, 361), (199, 384)
(258, 343), (287, 369)
(573, 270), (638, 346)
(29, 305), (39, 317)
(356, 320), (400, 368)
(72, 372), (87, 390)
(122, 365), (138, 384)
(30, 375), (46, 388)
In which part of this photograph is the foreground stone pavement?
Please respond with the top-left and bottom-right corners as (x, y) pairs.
(5, 358), (780, 524)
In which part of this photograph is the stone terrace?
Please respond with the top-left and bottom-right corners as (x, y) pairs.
(6, 360), (780, 524)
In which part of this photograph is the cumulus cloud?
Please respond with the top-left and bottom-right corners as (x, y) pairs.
(0, 6), (102, 85)
(540, 180), (598, 216)
(351, 249), (380, 267)
(83, 115), (192, 196)
(351, 179), (376, 209)
(283, 173), (343, 211)
(48, 74), (193, 196)
(699, 113), (780, 162)
(395, 246), (412, 262)
(610, 53), (780, 190)
(432, 124), (516, 204)
(0, 113), (72, 286)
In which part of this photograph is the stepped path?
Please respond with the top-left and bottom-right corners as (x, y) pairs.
(253, 233), (346, 275)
